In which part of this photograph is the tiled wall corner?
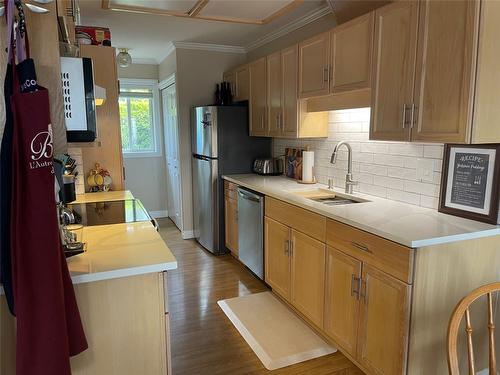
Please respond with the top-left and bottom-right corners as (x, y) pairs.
(274, 108), (444, 209)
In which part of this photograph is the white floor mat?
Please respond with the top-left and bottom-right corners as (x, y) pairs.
(218, 291), (337, 370)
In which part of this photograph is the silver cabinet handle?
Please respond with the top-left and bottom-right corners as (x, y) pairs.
(360, 278), (368, 304)
(351, 241), (372, 253)
(401, 104), (408, 129)
(323, 66), (329, 83)
(289, 238), (294, 257)
(351, 274), (361, 300)
(284, 240), (289, 255)
(410, 103), (417, 129)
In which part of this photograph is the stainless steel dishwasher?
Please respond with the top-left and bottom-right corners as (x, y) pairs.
(237, 187), (264, 280)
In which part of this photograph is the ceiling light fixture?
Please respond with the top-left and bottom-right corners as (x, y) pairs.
(117, 48), (132, 68)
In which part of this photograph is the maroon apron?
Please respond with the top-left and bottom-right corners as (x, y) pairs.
(8, 14), (88, 375)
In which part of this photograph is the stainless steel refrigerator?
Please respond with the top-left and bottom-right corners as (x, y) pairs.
(191, 105), (271, 255)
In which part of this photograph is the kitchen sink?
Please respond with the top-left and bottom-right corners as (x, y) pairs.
(291, 188), (369, 205)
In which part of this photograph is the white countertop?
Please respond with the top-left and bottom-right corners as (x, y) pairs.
(1, 191), (177, 295)
(223, 174), (500, 248)
(68, 221), (177, 284)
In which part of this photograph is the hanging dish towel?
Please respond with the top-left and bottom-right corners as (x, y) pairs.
(5, 4), (88, 374)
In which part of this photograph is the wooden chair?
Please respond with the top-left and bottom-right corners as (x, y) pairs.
(447, 282), (500, 375)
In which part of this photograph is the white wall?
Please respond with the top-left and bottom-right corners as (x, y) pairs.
(274, 108), (445, 209)
(117, 63), (168, 216)
(174, 48), (246, 233)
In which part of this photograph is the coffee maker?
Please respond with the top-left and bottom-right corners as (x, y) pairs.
(54, 156), (84, 257)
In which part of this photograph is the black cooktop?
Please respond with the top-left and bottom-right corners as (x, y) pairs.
(68, 199), (151, 227)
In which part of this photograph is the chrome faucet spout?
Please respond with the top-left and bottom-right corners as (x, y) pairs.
(330, 141), (357, 194)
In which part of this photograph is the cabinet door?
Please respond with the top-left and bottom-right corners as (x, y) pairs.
(324, 247), (362, 357)
(264, 217), (291, 300)
(298, 32), (330, 98)
(224, 196), (238, 256)
(357, 265), (411, 375)
(235, 65), (250, 102)
(223, 70), (237, 99)
(267, 51), (282, 137)
(282, 45), (299, 138)
(249, 58), (268, 136)
(290, 229), (326, 329)
(331, 11), (374, 93)
(412, 0), (479, 143)
(370, 2), (418, 141)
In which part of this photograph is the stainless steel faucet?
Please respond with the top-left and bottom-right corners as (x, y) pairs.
(330, 141), (358, 194)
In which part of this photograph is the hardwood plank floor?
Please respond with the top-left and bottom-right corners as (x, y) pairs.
(157, 218), (364, 375)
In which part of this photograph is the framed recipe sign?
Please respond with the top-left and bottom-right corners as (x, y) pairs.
(439, 144), (500, 224)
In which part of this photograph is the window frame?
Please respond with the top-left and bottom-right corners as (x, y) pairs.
(119, 78), (162, 158)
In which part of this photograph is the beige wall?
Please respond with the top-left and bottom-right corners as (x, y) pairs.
(118, 63), (159, 80)
(246, 13), (337, 61)
(175, 48), (246, 234)
(117, 63), (168, 215)
(159, 51), (177, 81)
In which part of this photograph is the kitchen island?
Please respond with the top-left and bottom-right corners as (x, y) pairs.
(224, 174), (500, 375)
(0, 191), (177, 375)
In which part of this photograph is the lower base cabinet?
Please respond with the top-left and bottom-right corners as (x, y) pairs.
(290, 230), (326, 329)
(264, 218), (326, 329)
(357, 265), (411, 375)
(0, 272), (171, 375)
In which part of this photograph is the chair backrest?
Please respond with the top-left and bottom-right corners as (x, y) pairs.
(448, 282), (500, 375)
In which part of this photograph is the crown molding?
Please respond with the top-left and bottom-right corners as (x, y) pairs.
(245, 4), (332, 52)
(157, 42), (176, 64)
(172, 41), (246, 54)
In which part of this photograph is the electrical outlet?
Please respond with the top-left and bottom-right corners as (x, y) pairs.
(416, 158), (434, 183)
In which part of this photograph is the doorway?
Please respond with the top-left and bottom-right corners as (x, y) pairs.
(161, 78), (183, 230)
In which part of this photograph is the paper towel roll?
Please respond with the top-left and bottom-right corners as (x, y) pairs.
(302, 151), (315, 182)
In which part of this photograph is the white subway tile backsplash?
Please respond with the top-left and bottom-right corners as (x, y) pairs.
(274, 108), (445, 209)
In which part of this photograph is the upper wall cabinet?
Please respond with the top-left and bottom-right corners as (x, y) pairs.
(223, 65), (250, 102)
(249, 58), (267, 137)
(298, 32), (331, 98)
(370, 1), (418, 142)
(370, 0), (487, 144)
(330, 11), (374, 94)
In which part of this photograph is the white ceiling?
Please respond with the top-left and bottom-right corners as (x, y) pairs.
(79, 0), (330, 64)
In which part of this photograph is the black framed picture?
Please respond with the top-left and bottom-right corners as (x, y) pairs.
(439, 144), (500, 224)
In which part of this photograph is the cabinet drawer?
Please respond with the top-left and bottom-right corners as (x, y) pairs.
(326, 219), (414, 284)
(224, 180), (238, 200)
(265, 197), (326, 242)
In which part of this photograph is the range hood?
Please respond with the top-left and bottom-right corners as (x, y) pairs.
(60, 56), (97, 142)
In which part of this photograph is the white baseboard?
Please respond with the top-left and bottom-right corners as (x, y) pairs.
(149, 210), (168, 218)
(181, 230), (195, 239)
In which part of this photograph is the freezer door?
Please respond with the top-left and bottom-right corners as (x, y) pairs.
(192, 106), (218, 158)
(192, 155), (219, 253)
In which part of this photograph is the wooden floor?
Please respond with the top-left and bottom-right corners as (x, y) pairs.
(157, 218), (364, 375)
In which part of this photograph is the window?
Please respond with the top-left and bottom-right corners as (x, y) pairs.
(119, 79), (161, 157)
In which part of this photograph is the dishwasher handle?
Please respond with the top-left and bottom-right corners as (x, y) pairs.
(238, 189), (262, 203)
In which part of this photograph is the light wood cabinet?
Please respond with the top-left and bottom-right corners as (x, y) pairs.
(330, 11), (374, 93)
(79, 45), (124, 191)
(223, 70), (237, 99)
(290, 230), (326, 329)
(224, 195), (238, 256)
(267, 51), (282, 137)
(324, 247), (361, 357)
(357, 265), (411, 375)
(264, 217), (291, 300)
(412, 0), (479, 143)
(235, 65), (250, 102)
(281, 46), (299, 137)
(370, 1), (418, 142)
(298, 32), (330, 98)
(249, 58), (267, 137)
(370, 0), (484, 144)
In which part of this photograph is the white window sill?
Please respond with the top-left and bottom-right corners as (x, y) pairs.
(123, 151), (163, 159)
